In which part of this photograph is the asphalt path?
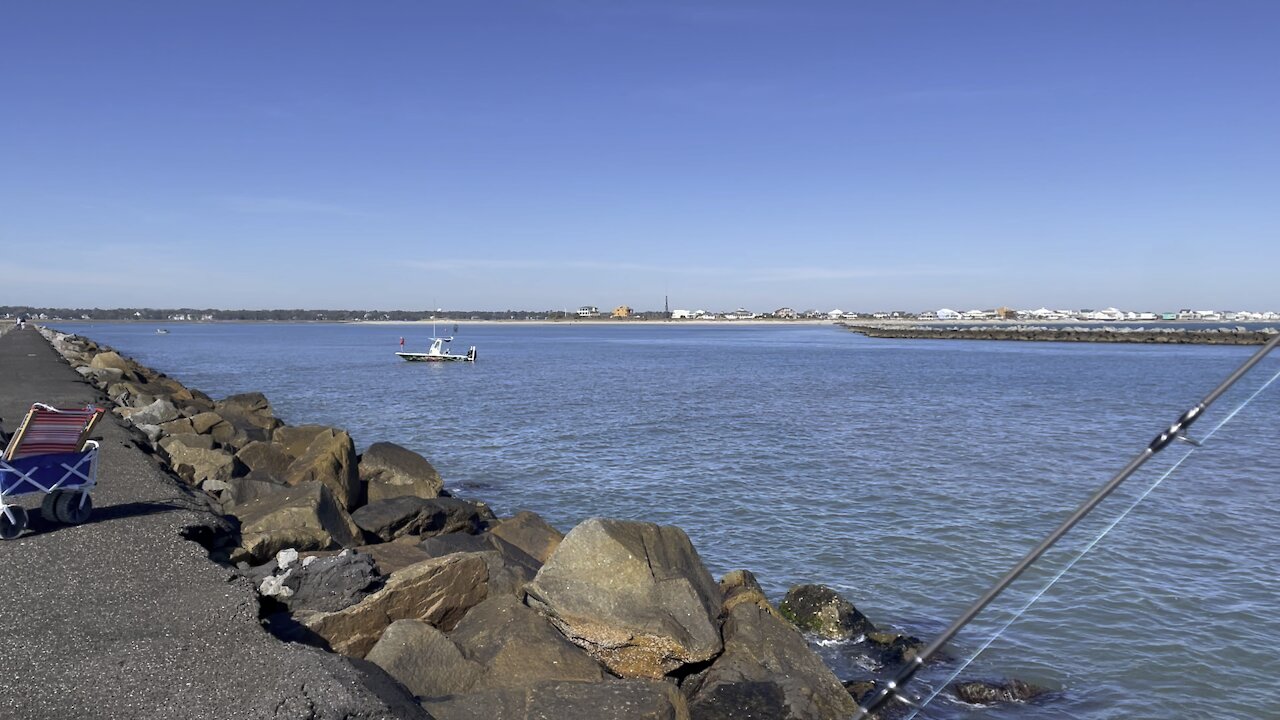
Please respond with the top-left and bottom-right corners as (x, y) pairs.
(0, 326), (427, 720)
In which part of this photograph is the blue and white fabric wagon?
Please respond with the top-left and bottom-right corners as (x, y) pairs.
(0, 403), (105, 539)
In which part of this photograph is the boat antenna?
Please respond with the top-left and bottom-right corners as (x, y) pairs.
(854, 331), (1280, 719)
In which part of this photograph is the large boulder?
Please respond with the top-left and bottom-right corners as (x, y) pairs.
(451, 593), (605, 689)
(214, 391), (283, 442)
(230, 482), (362, 564)
(352, 497), (446, 542)
(274, 424), (336, 460)
(278, 551), (381, 613)
(236, 440), (294, 482)
(190, 411), (224, 435)
(89, 350), (137, 379)
(120, 398), (181, 426)
(422, 680), (690, 720)
(719, 569), (782, 619)
(490, 511), (563, 564)
(359, 442), (444, 502)
(523, 518), (722, 679)
(284, 428), (362, 511)
(365, 620), (484, 699)
(686, 603), (859, 720)
(778, 584), (874, 640)
(161, 443), (242, 487)
(160, 432), (217, 452)
(300, 552), (489, 658)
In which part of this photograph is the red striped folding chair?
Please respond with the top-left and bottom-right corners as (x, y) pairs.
(0, 403), (105, 539)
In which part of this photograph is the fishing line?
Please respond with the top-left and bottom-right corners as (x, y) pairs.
(899, 364), (1280, 719)
(854, 332), (1280, 719)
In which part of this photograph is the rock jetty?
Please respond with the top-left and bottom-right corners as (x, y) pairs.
(843, 323), (1276, 345)
(22, 325), (1050, 719)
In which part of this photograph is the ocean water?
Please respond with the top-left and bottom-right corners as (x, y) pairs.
(52, 322), (1280, 719)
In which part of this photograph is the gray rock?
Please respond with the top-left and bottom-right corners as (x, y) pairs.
(225, 473), (292, 508)
(160, 433), (217, 452)
(451, 593), (605, 689)
(274, 424), (335, 460)
(523, 518), (722, 679)
(778, 584), (874, 640)
(420, 533), (491, 558)
(359, 441), (444, 502)
(280, 551), (381, 613)
(214, 391), (283, 442)
(421, 679), (690, 720)
(686, 602), (858, 720)
(162, 443), (242, 487)
(125, 398), (182, 426)
(366, 620), (483, 699)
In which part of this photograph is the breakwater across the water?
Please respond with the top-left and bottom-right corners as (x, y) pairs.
(841, 323), (1277, 344)
(34, 326), (1059, 719)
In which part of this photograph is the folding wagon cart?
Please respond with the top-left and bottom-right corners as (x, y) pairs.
(0, 403), (105, 539)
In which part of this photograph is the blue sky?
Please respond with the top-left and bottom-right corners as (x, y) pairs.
(2, 2), (1276, 312)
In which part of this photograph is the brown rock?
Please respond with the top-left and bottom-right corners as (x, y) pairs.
(451, 594), (605, 689)
(421, 679), (690, 720)
(365, 620), (483, 699)
(284, 428), (362, 511)
(490, 511), (563, 564)
(230, 481), (362, 564)
(360, 441), (444, 502)
(274, 424), (336, 460)
(236, 440), (293, 481)
(523, 518), (722, 679)
(301, 552), (489, 658)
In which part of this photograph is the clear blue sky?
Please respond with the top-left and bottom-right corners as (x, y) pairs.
(3, 2), (1276, 312)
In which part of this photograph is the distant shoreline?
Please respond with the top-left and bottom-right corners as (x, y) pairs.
(840, 323), (1276, 345)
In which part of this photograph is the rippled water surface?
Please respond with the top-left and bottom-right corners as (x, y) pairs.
(54, 322), (1280, 719)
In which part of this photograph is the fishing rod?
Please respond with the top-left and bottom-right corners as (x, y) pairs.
(854, 331), (1280, 719)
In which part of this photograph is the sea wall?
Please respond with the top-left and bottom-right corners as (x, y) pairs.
(38, 327), (1038, 719)
(842, 323), (1276, 345)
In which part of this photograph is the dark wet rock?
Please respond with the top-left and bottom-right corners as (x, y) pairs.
(524, 518), (722, 679)
(952, 678), (1049, 705)
(778, 584), (874, 640)
(866, 630), (926, 668)
(284, 428), (363, 511)
(489, 510), (563, 564)
(229, 481), (362, 564)
(280, 551), (381, 613)
(365, 619), (483, 699)
(451, 594), (605, 689)
(686, 602), (857, 720)
(300, 552), (489, 658)
(359, 441), (444, 502)
(421, 679), (688, 720)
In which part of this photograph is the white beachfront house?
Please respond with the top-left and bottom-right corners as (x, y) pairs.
(671, 309), (695, 319)
(577, 306), (599, 318)
(962, 309), (992, 320)
(827, 308), (845, 320)
(1087, 308), (1124, 321)
(936, 308), (962, 320)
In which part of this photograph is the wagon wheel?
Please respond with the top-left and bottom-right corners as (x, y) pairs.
(54, 491), (92, 525)
(42, 490), (63, 522)
(0, 505), (29, 540)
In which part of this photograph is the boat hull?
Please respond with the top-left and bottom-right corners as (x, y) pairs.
(396, 348), (476, 363)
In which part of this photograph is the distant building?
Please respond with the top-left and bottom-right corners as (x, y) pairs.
(936, 308), (961, 320)
(611, 305), (632, 318)
(671, 309), (694, 319)
(577, 306), (599, 318)
(772, 307), (798, 319)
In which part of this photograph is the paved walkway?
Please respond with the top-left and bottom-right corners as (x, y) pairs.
(0, 326), (425, 720)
